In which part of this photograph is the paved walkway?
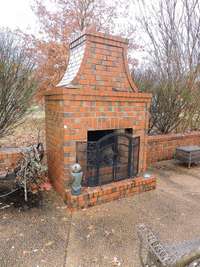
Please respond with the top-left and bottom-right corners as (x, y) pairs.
(1, 160), (200, 266)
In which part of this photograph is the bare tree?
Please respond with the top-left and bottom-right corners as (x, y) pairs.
(0, 29), (37, 139)
(134, 0), (200, 134)
(24, 0), (135, 98)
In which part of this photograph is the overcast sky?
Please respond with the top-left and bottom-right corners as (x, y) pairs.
(0, 0), (138, 34)
(0, 0), (37, 33)
(0, 0), (148, 65)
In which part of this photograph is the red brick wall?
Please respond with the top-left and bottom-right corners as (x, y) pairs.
(65, 176), (156, 211)
(45, 90), (151, 196)
(0, 148), (22, 174)
(45, 31), (152, 197)
(72, 32), (138, 92)
(1, 131), (199, 182)
(147, 131), (200, 165)
(45, 98), (65, 197)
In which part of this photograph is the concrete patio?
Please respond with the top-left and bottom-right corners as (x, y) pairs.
(0, 160), (200, 267)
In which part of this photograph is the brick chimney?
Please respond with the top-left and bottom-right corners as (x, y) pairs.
(57, 31), (138, 92)
(45, 31), (152, 201)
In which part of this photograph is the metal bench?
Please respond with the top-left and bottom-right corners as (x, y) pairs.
(137, 224), (200, 267)
(175, 146), (200, 168)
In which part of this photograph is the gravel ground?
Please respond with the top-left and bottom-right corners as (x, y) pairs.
(65, 160), (200, 267)
(0, 160), (200, 267)
(0, 190), (72, 267)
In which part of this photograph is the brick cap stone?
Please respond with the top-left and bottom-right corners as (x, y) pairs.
(70, 30), (129, 48)
(45, 88), (152, 102)
(148, 131), (200, 142)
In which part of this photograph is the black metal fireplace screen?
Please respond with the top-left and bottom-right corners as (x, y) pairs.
(76, 133), (140, 187)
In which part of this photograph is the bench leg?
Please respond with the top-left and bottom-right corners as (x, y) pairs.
(188, 153), (192, 168)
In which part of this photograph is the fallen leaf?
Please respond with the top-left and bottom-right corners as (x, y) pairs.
(88, 225), (94, 230)
(0, 205), (10, 210)
(112, 257), (121, 266)
(44, 241), (54, 247)
(86, 234), (90, 239)
(62, 217), (68, 221)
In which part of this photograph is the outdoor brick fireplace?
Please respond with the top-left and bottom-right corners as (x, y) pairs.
(45, 31), (156, 210)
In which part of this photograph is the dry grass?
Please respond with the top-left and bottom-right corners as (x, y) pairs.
(0, 110), (45, 148)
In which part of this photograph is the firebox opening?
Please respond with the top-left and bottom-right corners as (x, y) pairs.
(76, 128), (139, 187)
(87, 128), (133, 142)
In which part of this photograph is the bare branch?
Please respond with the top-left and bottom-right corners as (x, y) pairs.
(134, 0), (200, 134)
(0, 28), (38, 139)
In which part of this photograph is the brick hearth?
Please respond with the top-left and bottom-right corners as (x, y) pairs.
(45, 31), (156, 209)
(65, 176), (156, 211)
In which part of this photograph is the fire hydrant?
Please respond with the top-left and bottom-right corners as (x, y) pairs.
(71, 163), (83, 195)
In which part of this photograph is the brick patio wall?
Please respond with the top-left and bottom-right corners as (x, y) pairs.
(0, 147), (23, 174)
(1, 131), (200, 175)
(147, 131), (200, 165)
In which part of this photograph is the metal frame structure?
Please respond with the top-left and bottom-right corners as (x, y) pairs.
(0, 143), (44, 201)
(175, 146), (200, 168)
(77, 133), (140, 187)
(137, 224), (200, 267)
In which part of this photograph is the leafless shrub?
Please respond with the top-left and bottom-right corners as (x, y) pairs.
(0, 28), (38, 139)
(134, 0), (200, 134)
